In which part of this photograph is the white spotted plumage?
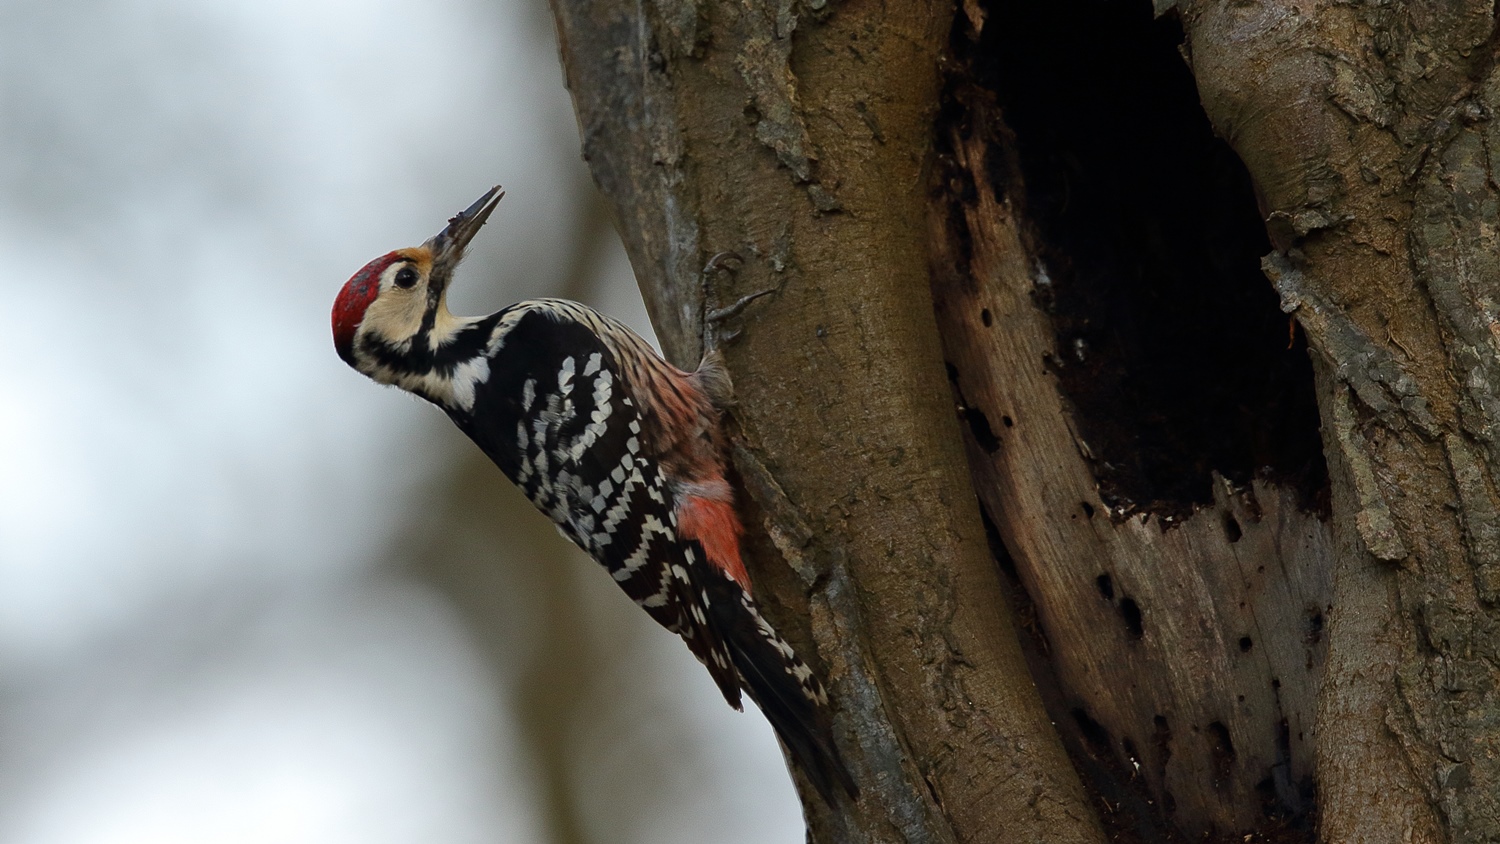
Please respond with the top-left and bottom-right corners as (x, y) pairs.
(332, 189), (856, 802)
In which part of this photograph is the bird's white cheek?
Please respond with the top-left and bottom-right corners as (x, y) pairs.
(361, 293), (426, 346)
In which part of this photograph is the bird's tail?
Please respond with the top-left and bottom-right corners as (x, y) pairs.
(705, 577), (858, 805)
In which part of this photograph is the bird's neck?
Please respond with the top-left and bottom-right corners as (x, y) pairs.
(357, 308), (500, 411)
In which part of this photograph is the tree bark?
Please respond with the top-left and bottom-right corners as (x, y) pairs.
(550, 1), (1104, 842)
(548, 0), (1500, 841)
(1181, 2), (1500, 840)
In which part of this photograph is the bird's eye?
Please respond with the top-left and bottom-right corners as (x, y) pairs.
(394, 266), (419, 289)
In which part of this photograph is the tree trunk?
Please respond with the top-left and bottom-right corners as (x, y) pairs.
(548, 0), (1500, 841)
(1183, 2), (1500, 840)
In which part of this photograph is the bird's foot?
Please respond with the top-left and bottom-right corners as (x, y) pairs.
(701, 251), (777, 349)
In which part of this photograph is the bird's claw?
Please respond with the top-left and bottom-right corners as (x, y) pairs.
(701, 251), (778, 351)
(706, 288), (776, 325)
(703, 251), (744, 276)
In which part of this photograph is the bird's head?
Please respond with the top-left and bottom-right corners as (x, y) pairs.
(332, 185), (504, 371)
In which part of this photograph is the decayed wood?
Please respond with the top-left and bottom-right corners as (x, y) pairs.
(927, 90), (1333, 837)
(551, 1), (1105, 841)
(1180, 0), (1500, 840)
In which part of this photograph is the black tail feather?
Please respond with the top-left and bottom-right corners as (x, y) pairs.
(728, 626), (859, 804)
(700, 571), (858, 805)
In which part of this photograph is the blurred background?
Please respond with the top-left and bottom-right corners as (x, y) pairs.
(0, 1), (802, 841)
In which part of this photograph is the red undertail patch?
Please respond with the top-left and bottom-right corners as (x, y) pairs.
(677, 495), (751, 589)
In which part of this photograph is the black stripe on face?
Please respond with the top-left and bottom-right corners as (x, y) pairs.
(416, 285), (444, 339)
(360, 311), (504, 377)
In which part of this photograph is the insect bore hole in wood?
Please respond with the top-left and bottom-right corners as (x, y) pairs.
(1119, 596), (1144, 639)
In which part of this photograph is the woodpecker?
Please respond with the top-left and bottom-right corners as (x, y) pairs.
(331, 186), (856, 803)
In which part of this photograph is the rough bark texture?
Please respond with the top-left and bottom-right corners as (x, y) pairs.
(1178, 1), (1500, 840)
(551, 1), (1104, 842)
(549, 0), (1500, 841)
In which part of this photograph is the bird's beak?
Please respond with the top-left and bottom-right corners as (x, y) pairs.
(428, 185), (504, 289)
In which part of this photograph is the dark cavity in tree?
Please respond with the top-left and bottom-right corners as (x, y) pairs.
(1119, 596), (1144, 639)
(1305, 610), (1324, 646)
(1073, 708), (1115, 756)
(946, 362), (1002, 453)
(1152, 715), (1176, 815)
(963, 406), (1001, 454)
(961, 0), (1329, 520)
(1207, 721), (1237, 790)
(1223, 513), (1244, 543)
